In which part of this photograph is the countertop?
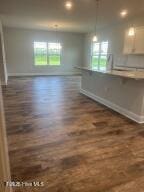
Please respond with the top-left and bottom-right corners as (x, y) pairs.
(76, 67), (144, 80)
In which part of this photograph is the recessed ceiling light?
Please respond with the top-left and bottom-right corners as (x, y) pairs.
(65, 1), (73, 10)
(120, 10), (128, 18)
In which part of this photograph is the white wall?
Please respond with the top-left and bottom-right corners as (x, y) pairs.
(84, 13), (144, 69)
(0, 22), (8, 85)
(4, 27), (84, 76)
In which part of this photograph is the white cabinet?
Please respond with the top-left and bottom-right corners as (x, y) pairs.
(123, 30), (135, 54)
(134, 28), (144, 54)
(123, 27), (144, 54)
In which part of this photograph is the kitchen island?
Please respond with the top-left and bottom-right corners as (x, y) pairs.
(78, 67), (144, 123)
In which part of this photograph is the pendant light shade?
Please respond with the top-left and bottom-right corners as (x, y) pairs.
(92, 0), (100, 42)
(128, 27), (135, 37)
(93, 35), (98, 42)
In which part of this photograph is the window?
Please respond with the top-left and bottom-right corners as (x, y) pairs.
(34, 42), (61, 66)
(91, 41), (108, 70)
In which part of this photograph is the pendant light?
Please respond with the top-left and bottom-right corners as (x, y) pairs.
(128, 26), (135, 37)
(54, 24), (58, 51)
(127, 13), (136, 37)
(54, 25), (62, 50)
(92, 0), (100, 42)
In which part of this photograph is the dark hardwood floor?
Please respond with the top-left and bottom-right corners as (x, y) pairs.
(2, 76), (144, 192)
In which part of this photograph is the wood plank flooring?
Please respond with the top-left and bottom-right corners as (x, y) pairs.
(2, 76), (144, 192)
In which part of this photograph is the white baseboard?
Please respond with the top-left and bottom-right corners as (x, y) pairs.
(80, 89), (144, 124)
(8, 72), (81, 77)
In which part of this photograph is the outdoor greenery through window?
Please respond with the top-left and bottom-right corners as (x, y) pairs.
(91, 41), (108, 70)
(34, 42), (61, 66)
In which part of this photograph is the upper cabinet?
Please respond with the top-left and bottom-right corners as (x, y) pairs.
(123, 27), (144, 55)
(134, 28), (144, 54)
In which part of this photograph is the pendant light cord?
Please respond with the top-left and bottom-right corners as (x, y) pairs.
(55, 24), (58, 44)
(54, 24), (59, 51)
(94, 0), (100, 35)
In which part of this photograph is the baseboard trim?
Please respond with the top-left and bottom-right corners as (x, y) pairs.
(8, 72), (81, 77)
(80, 89), (144, 124)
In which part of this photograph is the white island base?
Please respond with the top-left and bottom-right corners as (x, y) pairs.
(80, 68), (144, 124)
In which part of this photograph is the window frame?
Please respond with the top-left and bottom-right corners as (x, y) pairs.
(33, 41), (62, 66)
(91, 41), (109, 70)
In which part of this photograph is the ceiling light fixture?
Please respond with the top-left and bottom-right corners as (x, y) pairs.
(120, 10), (128, 18)
(65, 1), (73, 10)
(92, 0), (100, 42)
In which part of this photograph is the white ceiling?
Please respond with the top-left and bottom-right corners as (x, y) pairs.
(0, 0), (144, 33)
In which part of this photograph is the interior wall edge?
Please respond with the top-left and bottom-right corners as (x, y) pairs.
(0, 86), (12, 192)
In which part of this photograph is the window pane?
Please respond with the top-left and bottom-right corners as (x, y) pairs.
(92, 43), (100, 55)
(49, 55), (60, 65)
(92, 55), (99, 69)
(48, 43), (61, 65)
(99, 55), (107, 70)
(48, 43), (61, 54)
(101, 42), (108, 54)
(34, 42), (47, 65)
